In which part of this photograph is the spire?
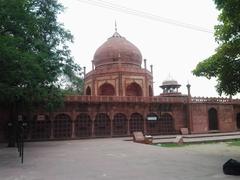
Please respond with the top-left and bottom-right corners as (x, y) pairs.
(112, 20), (121, 38)
(115, 20), (117, 32)
(166, 73), (174, 81)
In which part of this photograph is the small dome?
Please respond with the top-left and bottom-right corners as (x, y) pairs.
(160, 78), (181, 95)
(93, 31), (142, 68)
(161, 80), (180, 87)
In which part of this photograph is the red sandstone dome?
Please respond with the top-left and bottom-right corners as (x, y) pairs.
(93, 31), (142, 68)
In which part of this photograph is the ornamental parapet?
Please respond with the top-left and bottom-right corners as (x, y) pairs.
(65, 95), (187, 104)
(191, 96), (240, 104)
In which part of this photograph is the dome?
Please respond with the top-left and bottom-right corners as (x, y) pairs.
(160, 78), (181, 95)
(161, 80), (180, 87)
(93, 31), (142, 68)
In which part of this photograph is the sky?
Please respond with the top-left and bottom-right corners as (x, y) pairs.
(57, 0), (232, 98)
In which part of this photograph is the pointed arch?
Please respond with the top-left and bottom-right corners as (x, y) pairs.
(98, 83), (115, 96)
(146, 113), (159, 134)
(208, 108), (218, 130)
(159, 113), (175, 134)
(113, 113), (127, 136)
(94, 113), (111, 136)
(149, 85), (153, 96)
(53, 114), (72, 138)
(75, 113), (92, 137)
(86, 86), (91, 95)
(126, 82), (142, 96)
(236, 113), (240, 129)
(31, 115), (51, 139)
(129, 113), (144, 133)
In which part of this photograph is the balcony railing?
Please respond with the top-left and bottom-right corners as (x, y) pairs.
(65, 95), (240, 105)
(65, 95), (187, 103)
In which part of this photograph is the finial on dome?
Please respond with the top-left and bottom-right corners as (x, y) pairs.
(166, 73), (174, 81)
(112, 21), (121, 38)
(115, 20), (117, 32)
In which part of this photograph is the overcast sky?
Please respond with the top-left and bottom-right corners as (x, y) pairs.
(57, 0), (236, 98)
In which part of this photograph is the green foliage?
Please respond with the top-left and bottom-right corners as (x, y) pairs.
(193, 0), (240, 96)
(0, 0), (82, 112)
(62, 77), (84, 95)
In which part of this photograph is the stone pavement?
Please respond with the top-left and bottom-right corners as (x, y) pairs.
(0, 136), (240, 180)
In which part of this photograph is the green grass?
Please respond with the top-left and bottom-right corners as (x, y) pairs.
(155, 143), (188, 148)
(227, 139), (240, 146)
(155, 139), (240, 148)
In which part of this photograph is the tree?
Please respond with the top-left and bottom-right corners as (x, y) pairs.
(0, 0), (83, 113)
(193, 0), (240, 96)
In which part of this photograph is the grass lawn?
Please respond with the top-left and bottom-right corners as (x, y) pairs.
(155, 139), (240, 148)
(227, 139), (240, 146)
(155, 143), (189, 148)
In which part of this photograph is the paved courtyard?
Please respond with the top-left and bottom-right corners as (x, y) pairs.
(0, 138), (240, 180)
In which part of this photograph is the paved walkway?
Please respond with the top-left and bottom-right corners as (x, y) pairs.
(0, 135), (240, 180)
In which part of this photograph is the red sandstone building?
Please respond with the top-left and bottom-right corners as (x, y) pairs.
(1, 29), (240, 141)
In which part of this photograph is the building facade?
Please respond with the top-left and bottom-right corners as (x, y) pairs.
(1, 29), (240, 141)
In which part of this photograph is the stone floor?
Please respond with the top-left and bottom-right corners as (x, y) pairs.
(0, 138), (240, 180)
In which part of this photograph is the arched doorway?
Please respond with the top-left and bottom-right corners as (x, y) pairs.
(113, 113), (127, 136)
(31, 115), (51, 139)
(86, 86), (91, 95)
(98, 83), (115, 96)
(237, 113), (240, 129)
(208, 108), (218, 130)
(53, 114), (72, 138)
(146, 113), (159, 134)
(129, 113), (144, 133)
(75, 113), (92, 137)
(159, 113), (175, 134)
(126, 82), (142, 96)
(94, 113), (111, 136)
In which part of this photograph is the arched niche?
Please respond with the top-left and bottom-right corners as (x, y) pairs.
(98, 83), (115, 96)
(149, 85), (153, 96)
(75, 113), (92, 137)
(126, 82), (142, 96)
(53, 114), (72, 138)
(159, 113), (175, 134)
(86, 86), (91, 95)
(129, 113), (144, 133)
(208, 108), (218, 131)
(31, 114), (51, 139)
(113, 113), (127, 136)
(236, 113), (240, 129)
(146, 113), (159, 134)
(94, 113), (111, 136)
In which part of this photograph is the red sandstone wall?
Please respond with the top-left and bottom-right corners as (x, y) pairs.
(191, 104), (236, 134)
(172, 104), (186, 131)
(191, 104), (208, 133)
(218, 105), (235, 132)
